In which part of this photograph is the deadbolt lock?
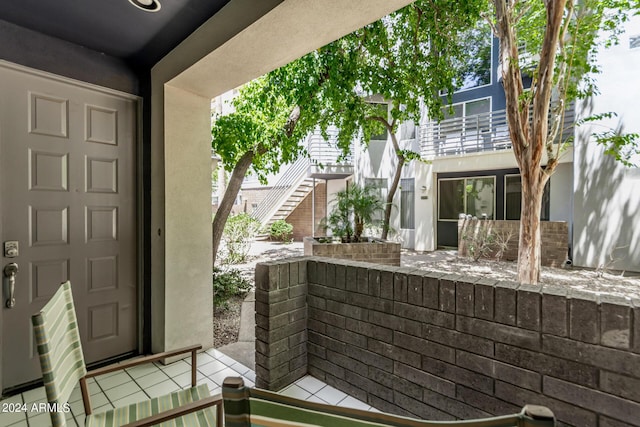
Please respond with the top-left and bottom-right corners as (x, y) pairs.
(4, 241), (18, 258)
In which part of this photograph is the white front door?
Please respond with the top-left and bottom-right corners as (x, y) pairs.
(0, 64), (138, 390)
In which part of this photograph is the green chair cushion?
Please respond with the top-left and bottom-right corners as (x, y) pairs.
(86, 384), (217, 427)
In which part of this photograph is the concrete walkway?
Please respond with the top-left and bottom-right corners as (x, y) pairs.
(217, 291), (256, 369)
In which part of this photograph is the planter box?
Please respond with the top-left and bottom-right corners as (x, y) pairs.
(304, 237), (401, 266)
(458, 218), (569, 267)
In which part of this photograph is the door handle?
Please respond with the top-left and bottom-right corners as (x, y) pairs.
(4, 262), (18, 308)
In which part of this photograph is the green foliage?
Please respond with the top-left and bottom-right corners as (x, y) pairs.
(268, 220), (294, 242)
(213, 267), (251, 309)
(324, 185), (384, 242)
(461, 220), (513, 262)
(578, 112), (639, 167)
(221, 213), (261, 264)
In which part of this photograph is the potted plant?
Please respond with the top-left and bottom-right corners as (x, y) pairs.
(324, 184), (384, 243)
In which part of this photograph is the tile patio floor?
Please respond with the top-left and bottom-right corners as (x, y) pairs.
(1, 348), (374, 427)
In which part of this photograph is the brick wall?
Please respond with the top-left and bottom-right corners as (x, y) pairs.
(285, 183), (326, 241)
(303, 237), (401, 266)
(458, 219), (569, 267)
(255, 257), (640, 426)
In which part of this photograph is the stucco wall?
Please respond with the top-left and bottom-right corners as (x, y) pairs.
(0, 19), (139, 94)
(256, 257), (640, 426)
(572, 15), (640, 273)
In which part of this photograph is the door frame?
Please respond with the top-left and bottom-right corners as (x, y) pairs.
(0, 60), (143, 393)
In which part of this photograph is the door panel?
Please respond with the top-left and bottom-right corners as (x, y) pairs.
(0, 65), (138, 390)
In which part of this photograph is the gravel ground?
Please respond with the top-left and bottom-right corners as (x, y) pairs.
(214, 241), (640, 348)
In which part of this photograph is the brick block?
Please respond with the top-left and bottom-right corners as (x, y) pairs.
(541, 292), (567, 336)
(327, 349), (368, 377)
(394, 390), (454, 421)
(456, 316), (539, 351)
(517, 285), (541, 331)
(345, 345), (393, 373)
(421, 357), (493, 394)
(394, 361), (456, 397)
(600, 370), (640, 402)
(369, 311), (420, 337)
(346, 318), (393, 343)
(422, 273), (443, 309)
(307, 294), (326, 310)
(369, 269), (381, 297)
(543, 335), (640, 378)
(569, 293), (600, 344)
(495, 381), (597, 427)
(255, 263), (277, 291)
(456, 385), (521, 417)
(380, 269), (395, 300)
(496, 342), (597, 387)
(278, 263), (290, 289)
(367, 338), (420, 368)
(633, 303), (640, 354)
(544, 376), (640, 425)
(334, 263), (346, 289)
(456, 279), (475, 316)
(326, 300), (366, 321)
(439, 275), (459, 313)
(288, 283), (307, 299)
(308, 342), (325, 358)
(345, 292), (393, 313)
(394, 271), (409, 302)
(455, 350), (493, 375)
(408, 273), (423, 304)
(600, 297), (631, 349)
(307, 260), (317, 284)
(307, 355), (345, 379)
(345, 265), (357, 292)
(493, 360), (541, 392)
(494, 281), (519, 325)
(422, 388), (490, 420)
(424, 323), (494, 357)
(309, 307), (345, 328)
(394, 302), (455, 329)
(395, 331), (455, 363)
(330, 372), (369, 402)
(599, 415), (637, 427)
(316, 261), (328, 285)
(326, 325), (367, 349)
(255, 336), (288, 358)
(474, 279), (495, 320)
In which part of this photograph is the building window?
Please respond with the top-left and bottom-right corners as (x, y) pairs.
(364, 178), (388, 222)
(630, 35), (640, 49)
(438, 176), (495, 221)
(504, 175), (550, 220)
(449, 21), (492, 92)
(400, 179), (415, 229)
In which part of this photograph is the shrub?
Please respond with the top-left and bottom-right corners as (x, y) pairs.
(221, 213), (261, 264)
(268, 219), (294, 242)
(213, 267), (252, 309)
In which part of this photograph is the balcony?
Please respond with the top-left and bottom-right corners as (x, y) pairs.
(420, 106), (575, 158)
(307, 129), (354, 179)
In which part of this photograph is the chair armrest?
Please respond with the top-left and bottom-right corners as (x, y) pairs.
(84, 344), (202, 378)
(121, 394), (223, 427)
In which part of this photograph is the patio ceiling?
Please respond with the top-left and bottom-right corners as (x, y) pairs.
(0, 0), (231, 67)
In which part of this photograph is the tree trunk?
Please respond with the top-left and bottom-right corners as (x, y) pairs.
(381, 150), (404, 240)
(212, 150), (255, 267)
(517, 166), (548, 284)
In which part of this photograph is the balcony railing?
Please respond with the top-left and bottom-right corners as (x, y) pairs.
(307, 128), (353, 167)
(420, 106), (575, 158)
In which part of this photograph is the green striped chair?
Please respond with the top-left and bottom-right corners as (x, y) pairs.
(32, 281), (223, 427)
(222, 377), (555, 427)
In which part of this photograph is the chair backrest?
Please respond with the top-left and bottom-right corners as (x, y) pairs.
(32, 281), (87, 427)
(222, 377), (555, 427)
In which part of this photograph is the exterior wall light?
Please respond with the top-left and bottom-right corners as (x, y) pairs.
(129, 0), (161, 12)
